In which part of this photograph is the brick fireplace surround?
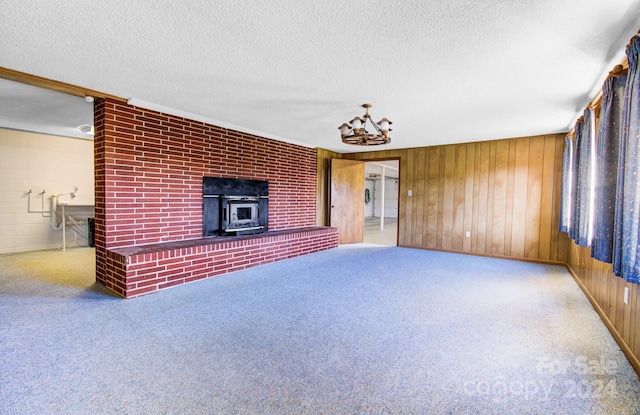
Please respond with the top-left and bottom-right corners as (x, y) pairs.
(94, 98), (338, 298)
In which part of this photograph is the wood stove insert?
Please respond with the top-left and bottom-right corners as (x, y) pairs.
(203, 177), (268, 236)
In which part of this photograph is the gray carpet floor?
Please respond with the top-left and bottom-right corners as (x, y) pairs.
(1, 245), (639, 414)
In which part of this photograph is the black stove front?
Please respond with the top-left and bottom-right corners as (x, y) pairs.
(203, 178), (268, 236)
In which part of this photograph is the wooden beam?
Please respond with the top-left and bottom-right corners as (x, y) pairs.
(0, 66), (126, 102)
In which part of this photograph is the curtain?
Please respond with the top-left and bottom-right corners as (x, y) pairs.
(612, 35), (640, 283)
(591, 74), (627, 262)
(559, 135), (573, 233)
(569, 122), (582, 241)
(571, 109), (596, 247)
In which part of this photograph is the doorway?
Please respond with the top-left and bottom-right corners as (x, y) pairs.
(0, 77), (95, 255)
(363, 160), (399, 245)
(0, 77), (97, 292)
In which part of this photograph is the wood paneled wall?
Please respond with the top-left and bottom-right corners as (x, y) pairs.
(319, 133), (569, 263)
(318, 133), (640, 374)
(567, 243), (640, 372)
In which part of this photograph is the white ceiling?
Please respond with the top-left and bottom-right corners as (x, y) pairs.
(1, 1), (639, 152)
(0, 78), (94, 139)
(365, 160), (399, 179)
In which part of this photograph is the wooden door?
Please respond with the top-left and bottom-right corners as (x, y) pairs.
(330, 159), (364, 244)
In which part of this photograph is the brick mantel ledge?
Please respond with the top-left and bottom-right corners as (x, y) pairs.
(109, 227), (332, 256)
(102, 226), (338, 298)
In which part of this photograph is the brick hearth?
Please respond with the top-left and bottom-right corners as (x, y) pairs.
(94, 98), (337, 297)
(105, 227), (338, 298)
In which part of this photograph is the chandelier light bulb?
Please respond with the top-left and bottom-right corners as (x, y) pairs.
(339, 123), (351, 138)
(378, 118), (390, 132)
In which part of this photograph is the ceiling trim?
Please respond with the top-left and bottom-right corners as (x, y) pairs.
(0, 66), (126, 102)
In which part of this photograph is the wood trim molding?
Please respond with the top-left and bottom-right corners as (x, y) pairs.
(0, 66), (126, 102)
(398, 245), (567, 267)
(566, 263), (640, 376)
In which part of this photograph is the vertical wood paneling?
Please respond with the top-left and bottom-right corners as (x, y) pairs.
(525, 137), (544, 259)
(511, 138), (530, 257)
(538, 136), (556, 260)
(476, 142), (490, 253)
(624, 280), (634, 346)
(547, 136), (562, 262)
(398, 151), (408, 246)
(453, 145), (467, 251)
(463, 143), (476, 252)
(615, 277), (627, 335)
(415, 148), (427, 246)
(631, 284), (640, 357)
(629, 283), (637, 348)
(485, 142), (496, 253)
(607, 271), (619, 325)
(597, 257), (610, 308)
(437, 148), (446, 249)
(568, 242), (640, 374)
(421, 148), (431, 248)
(405, 148), (415, 245)
(427, 148), (440, 249)
(471, 143), (481, 252)
(335, 133), (568, 263)
(491, 140), (509, 255)
(504, 141), (517, 257)
(442, 146), (456, 250)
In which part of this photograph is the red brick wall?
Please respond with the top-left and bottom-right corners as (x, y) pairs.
(94, 98), (332, 296)
(96, 98), (316, 249)
(114, 227), (338, 298)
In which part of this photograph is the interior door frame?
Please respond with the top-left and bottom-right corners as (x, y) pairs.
(363, 158), (401, 246)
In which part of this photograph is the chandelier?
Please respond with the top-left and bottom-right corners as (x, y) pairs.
(338, 103), (392, 145)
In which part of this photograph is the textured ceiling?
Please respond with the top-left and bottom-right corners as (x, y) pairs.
(1, 1), (640, 152)
(0, 78), (94, 139)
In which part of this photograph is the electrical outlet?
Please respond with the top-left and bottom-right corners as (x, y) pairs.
(624, 287), (629, 305)
(465, 231), (471, 238)
(408, 190), (412, 197)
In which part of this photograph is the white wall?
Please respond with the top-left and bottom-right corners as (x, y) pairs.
(0, 128), (94, 254)
(373, 177), (399, 219)
(364, 179), (375, 217)
(364, 161), (399, 219)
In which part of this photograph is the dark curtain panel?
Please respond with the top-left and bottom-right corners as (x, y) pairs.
(613, 35), (640, 283)
(572, 109), (596, 247)
(559, 135), (573, 233)
(591, 75), (627, 262)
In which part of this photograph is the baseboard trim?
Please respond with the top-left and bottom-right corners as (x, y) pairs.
(566, 264), (640, 377)
(398, 244), (640, 376)
(398, 244), (566, 266)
